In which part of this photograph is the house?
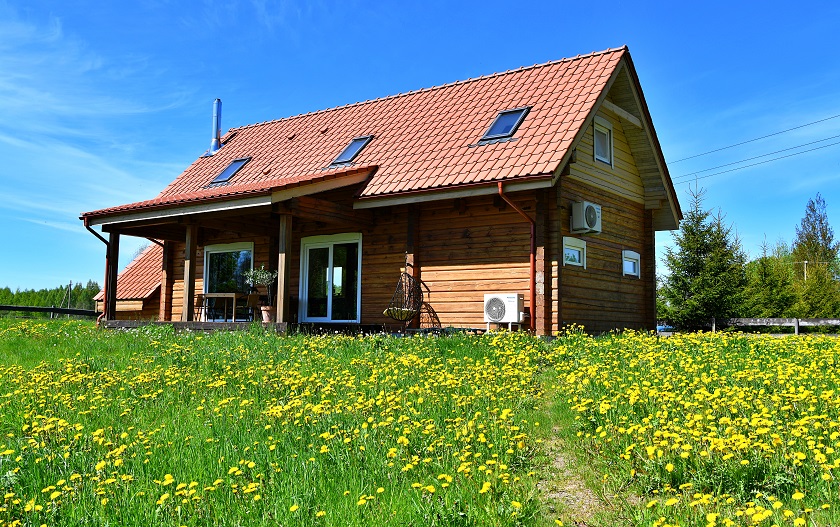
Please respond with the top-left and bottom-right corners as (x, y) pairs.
(92, 243), (162, 320)
(81, 46), (681, 335)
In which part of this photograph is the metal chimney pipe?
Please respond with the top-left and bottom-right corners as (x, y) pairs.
(209, 98), (222, 154)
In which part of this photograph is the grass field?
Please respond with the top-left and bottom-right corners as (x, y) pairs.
(0, 321), (838, 526)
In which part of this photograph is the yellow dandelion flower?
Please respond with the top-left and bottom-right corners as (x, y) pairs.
(290, 504), (299, 512)
(792, 491), (805, 500)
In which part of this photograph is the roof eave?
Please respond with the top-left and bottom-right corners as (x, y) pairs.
(353, 173), (554, 209)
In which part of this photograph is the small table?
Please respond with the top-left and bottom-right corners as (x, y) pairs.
(203, 293), (243, 322)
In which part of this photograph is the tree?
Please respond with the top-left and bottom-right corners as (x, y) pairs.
(791, 193), (839, 281)
(660, 188), (747, 330)
(743, 240), (797, 317)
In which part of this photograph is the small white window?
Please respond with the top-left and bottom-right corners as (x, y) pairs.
(563, 237), (586, 269)
(622, 250), (640, 277)
(594, 116), (612, 166)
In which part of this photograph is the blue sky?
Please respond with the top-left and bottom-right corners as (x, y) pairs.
(2, 0), (839, 290)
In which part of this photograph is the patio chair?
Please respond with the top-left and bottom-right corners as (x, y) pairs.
(194, 294), (206, 321)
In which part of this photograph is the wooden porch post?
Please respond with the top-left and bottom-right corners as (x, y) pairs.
(159, 241), (173, 321)
(276, 214), (293, 325)
(535, 191), (549, 336)
(105, 232), (120, 321)
(406, 205), (421, 328)
(182, 224), (198, 322)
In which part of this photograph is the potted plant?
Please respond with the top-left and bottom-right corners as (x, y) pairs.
(243, 265), (279, 322)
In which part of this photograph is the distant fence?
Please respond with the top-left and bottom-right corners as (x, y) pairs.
(0, 305), (100, 318)
(713, 317), (840, 335)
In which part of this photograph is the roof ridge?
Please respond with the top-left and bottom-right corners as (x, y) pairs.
(229, 46), (628, 133)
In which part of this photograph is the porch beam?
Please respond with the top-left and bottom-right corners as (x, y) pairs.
(200, 217), (278, 238)
(276, 214), (293, 324)
(105, 232), (120, 321)
(181, 224), (198, 322)
(276, 196), (372, 227)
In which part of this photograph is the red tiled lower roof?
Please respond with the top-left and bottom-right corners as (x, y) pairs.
(93, 243), (162, 301)
(83, 165), (375, 220)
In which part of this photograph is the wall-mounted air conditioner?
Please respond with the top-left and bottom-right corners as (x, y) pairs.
(484, 293), (524, 327)
(571, 201), (602, 234)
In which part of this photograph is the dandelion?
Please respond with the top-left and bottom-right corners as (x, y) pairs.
(290, 504), (299, 512)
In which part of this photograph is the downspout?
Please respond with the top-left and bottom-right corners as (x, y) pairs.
(85, 222), (109, 325)
(497, 182), (536, 332)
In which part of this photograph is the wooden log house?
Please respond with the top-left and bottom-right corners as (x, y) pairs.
(82, 46), (681, 335)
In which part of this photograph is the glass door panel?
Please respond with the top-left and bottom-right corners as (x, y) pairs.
(331, 242), (359, 321)
(306, 247), (330, 319)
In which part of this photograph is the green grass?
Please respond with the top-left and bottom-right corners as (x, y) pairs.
(4, 321), (837, 527)
(0, 321), (549, 526)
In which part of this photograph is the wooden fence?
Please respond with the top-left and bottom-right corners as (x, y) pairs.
(713, 317), (840, 335)
(0, 305), (100, 318)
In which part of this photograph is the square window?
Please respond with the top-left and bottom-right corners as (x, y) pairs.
(563, 237), (586, 269)
(593, 116), (612, 165)
(481, 107), (530, 141)
(331, 136), (373, 166)
(210, 157), (250, 185)
(622, 250), (641, 277)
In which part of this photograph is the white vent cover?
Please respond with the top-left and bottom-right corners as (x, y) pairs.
(484, 293), (524, 324)
(571, 201), (602, 234)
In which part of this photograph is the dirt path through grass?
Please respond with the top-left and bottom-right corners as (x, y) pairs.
(538, 431), (608, 526)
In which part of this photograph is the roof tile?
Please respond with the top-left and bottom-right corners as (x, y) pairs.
(94, 243), (162, 301)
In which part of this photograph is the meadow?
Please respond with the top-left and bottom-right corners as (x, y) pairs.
(0, 321), (838, 526)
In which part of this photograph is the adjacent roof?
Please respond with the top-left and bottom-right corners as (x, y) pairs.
(82, 46), (681, 228)
(93, 243), (162, 301)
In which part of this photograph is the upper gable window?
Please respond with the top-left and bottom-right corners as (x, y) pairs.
(593, 116), (613, 166)
(331, 135), (373, 166)
(211, 157), (250, 185)
(482, 107), (530, 141)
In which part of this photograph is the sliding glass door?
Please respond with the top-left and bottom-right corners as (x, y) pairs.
(300, 234), (361, 323)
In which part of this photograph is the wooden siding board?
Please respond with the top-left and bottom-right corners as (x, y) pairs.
(558, 173), (653, 333)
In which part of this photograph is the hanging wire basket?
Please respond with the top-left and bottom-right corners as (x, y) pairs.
(383, 271), (423, 322)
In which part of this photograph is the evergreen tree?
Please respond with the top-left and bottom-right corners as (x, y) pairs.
(792, 264), (840, 318)
(660, 188), (747, 330)
(791, 193), (839, 280)
(743, 240), (797, 317)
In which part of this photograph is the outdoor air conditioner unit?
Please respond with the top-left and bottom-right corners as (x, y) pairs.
(484, 293), (524, 325)
(571, 201), (602, 234)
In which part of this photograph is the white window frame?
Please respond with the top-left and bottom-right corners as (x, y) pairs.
(593, 116), (613, 166)
(622, 250), (641, 278)
(299, 233), (363, 323)
(203, 242), (254, 293)
(563, 237), (586, 269)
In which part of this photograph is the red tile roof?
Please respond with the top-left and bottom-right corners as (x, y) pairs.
(83, 47), (628, 219)
(94, 243), (162, 301)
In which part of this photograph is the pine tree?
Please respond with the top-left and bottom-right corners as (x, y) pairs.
(743, 240), (796, 317)
(660, 188), (747, 330)
(791, 193), (839, 280)
(788, 193), (840, 318)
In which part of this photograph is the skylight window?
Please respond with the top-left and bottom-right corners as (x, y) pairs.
(211, 157), (250, 185)
(482, 107), (530, 141)
(331, 135), (373, 166)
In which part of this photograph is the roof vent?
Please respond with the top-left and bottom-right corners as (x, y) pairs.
(209, 98), (222, 155)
